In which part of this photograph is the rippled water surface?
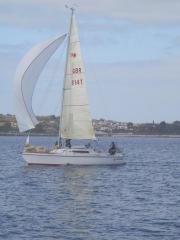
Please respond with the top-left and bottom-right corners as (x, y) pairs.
(0, 136), (180, 240)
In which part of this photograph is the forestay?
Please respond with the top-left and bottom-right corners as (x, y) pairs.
(14, 34), (66, 132)
(60, 13), (95, 139)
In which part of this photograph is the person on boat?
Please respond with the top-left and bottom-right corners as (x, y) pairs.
(65, 139), (71, 148)
(109, 141), (116, 155)
(85, 142), (91, 148)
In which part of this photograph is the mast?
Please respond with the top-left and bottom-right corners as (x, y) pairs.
(59, 7), (74, 144)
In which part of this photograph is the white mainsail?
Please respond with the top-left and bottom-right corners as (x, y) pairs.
(14, 34), (66, 132)
(60, 12), (95, 139)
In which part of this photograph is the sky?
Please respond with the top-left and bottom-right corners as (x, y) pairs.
(0, 0), (180, 123)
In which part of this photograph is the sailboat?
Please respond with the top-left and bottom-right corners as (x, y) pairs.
(14, 8), (124, 165)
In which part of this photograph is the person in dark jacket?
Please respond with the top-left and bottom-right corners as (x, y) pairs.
(65, 139), (71, 148)
(109, 141), (116, 155)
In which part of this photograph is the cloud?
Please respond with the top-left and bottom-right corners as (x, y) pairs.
(0, 1), (67, 30)
(0, 43), (29, 53)
(89, 57), (180, 83)
(1, 0), (180, 28)
(86, 57), (180, 121)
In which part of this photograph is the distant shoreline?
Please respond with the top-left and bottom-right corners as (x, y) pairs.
(1, 133), (180, 138)
(111, 134), (180, 138)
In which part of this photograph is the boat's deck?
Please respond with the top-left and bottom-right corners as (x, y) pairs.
(24, 145), (123, 158)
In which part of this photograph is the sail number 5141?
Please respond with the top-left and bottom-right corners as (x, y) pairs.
(72, 79), (83, 86)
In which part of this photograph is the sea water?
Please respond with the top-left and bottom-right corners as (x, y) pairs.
(0, 136), (179, 240)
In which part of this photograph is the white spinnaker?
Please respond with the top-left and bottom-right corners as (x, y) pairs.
(60, 13), (95, 139)
(14, 34), (66, 132)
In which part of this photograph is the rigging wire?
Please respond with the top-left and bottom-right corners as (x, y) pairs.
(52, 42), (67, 116)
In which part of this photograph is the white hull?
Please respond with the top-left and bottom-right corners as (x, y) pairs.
(23, 149), (125, 166)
